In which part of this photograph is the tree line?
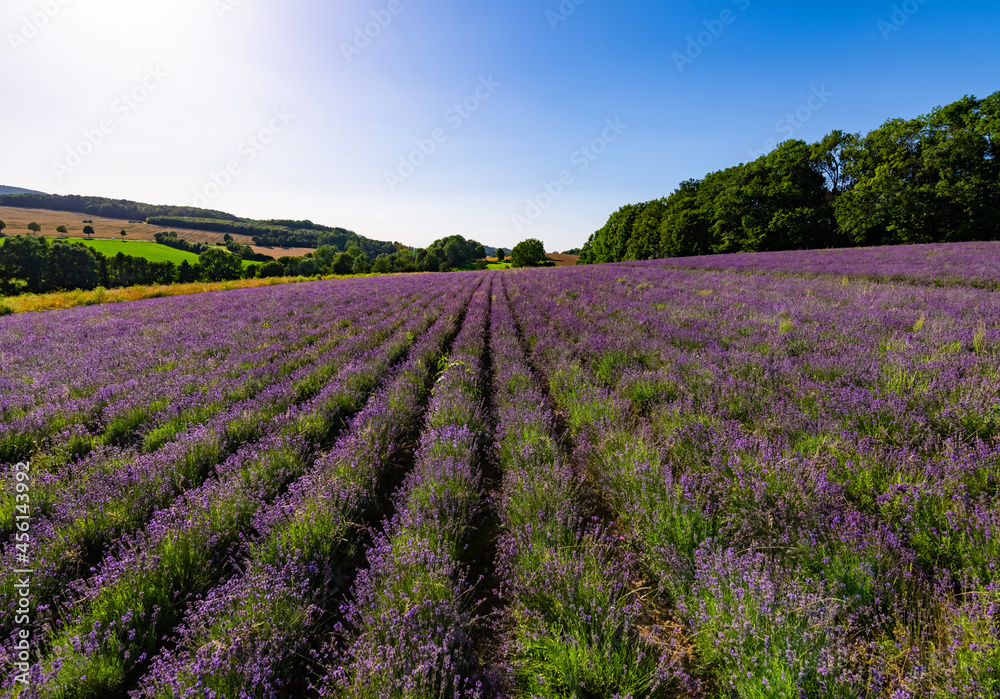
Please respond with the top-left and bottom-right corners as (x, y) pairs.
(579, 92), (1000, 264)
(145, 216), (396, 252)
(0, 233), (506, 297)
(279, 234), (490, 276)
(0, 237), (258, 295)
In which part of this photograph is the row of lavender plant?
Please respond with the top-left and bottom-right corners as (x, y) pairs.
(0, 282), (417, 542)
(620, 239), (1000, 288)
(485, 276), (675, 697)
(0, 282), (445, 640)
(3, 275), (484, 698)
(130, 275), (488, 699)
(323, 277), (495, 697)
(503, 264), (1000, 696)
(0, 283), (357, 467)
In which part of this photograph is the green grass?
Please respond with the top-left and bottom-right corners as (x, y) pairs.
(2, 237), (260, 266)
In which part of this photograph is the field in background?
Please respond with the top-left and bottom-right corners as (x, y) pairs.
(0, 236), (262, 269)
(63, 238), (200, 264)
(0, 206), (314, 259)
(547, 253), (580, 266)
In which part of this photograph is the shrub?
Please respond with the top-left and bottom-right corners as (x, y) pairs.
(258, 260), (285, 278)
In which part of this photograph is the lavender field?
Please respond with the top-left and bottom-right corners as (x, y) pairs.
(1, 246), (999, 698)
(625, 241), (1000, 288)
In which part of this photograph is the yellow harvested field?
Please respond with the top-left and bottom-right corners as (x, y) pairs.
(0, 206), (314, 258)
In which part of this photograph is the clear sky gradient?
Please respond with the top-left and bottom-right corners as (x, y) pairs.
(2, 0), (998, 251)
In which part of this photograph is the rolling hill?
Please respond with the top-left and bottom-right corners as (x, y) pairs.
(0, 185), (47, 196)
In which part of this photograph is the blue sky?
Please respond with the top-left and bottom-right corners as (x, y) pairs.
(2, 0), (998, 251)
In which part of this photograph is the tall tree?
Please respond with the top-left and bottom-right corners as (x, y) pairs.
(809, 129), (859, 199)
(658, 178), (715, 258)
(510, 238), (547, 268)
(712, 140), (838, 253)
(48, 242), (100, 291)
(626, 199), (667, 261)
(0, 235), (49, 293)
(197, 247), (243, 282)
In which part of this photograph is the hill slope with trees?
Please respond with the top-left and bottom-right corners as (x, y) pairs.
(580, 92), (1000, 264)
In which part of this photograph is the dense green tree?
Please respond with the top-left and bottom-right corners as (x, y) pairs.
(294, 258), (320, 277)
(835, 95), (1000, 245)
(580, 204), (643, 264)
(83, 226), (95, 239)
(626, 199), (668, 260)
(331, 253), (353, 276)
(47, 241), (99, 291)
(658, 179), (715, 258)
(178, 260), (199, 283)
(0, 220), (6, 236)
(581, 91), (1000, 263)
(56, 225), (68, 235)
(0, 235), (48, 293)
(810, 129), (858, 199)
(27, 222), (40, 235)
(442, 239), (461, 267)
(423, 250), (441, 272)
(496, 247), (505, 262)
(712, 140), (839, 253)
(257, 260), (285, 278)
(510, 238), (548, 268)
(423, 235), (487, 270)
(313, 245), (339, 271)
(351, 252), (370, 275)
(197, 247), (244, 282)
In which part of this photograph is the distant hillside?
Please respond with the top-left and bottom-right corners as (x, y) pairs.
(0, 185), (47, 196)
(0, 192), (394, 254)
(0, 192), (239, 223)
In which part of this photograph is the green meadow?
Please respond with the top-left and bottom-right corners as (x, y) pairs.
(1, 237), (259, 266)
